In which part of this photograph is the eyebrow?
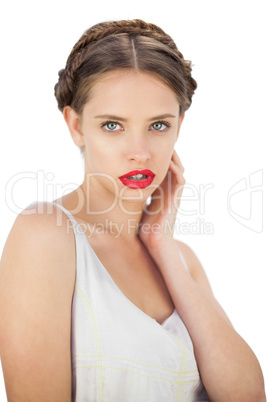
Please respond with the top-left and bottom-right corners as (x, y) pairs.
(94, 113), (176, 121)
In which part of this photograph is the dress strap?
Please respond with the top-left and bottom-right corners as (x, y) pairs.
(29, 201), (190, 272)
(47, 201), (84, 236)
(178, 249), (189, 272)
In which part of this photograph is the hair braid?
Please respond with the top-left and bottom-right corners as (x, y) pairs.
(65, 19), (181, 80)
(68, 19), (178, 60)
(54, 19), (197, 113)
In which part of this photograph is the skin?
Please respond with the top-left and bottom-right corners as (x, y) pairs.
(0, 69), (266, 401)
(62, 69), (185, 237)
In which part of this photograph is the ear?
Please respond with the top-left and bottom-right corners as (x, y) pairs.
(63, 106), (85, 147)
(176, 113), (185, 140)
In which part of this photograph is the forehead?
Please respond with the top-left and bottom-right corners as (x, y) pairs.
(85, 69), (180, 113)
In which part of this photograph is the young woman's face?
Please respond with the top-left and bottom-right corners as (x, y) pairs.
(76, 69), (184, 202)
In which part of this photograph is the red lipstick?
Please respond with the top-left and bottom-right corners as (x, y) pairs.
(119, 169), (155, 189)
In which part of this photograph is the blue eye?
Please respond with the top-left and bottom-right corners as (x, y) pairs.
(151, 121), (171, 131)
(100, 119), (171, 132)
(101, 121), (121, 131)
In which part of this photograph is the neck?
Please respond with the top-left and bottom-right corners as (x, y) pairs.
(74, 179), (147, 241)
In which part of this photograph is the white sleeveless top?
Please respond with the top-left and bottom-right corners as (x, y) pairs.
(49, 202), (209, 401)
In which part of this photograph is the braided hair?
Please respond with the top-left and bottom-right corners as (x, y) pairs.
(54, 19), (197, 116)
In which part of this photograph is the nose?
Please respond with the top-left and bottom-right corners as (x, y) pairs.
(126, 137), (151, 163)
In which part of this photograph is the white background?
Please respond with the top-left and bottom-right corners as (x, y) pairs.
(0, 0), (267, 398)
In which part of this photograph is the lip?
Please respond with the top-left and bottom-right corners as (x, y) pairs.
(119, 169), (155, 189)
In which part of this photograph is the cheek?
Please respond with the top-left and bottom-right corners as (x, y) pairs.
(84, 138), (121, 173)
(153, 156), (171, 184)
(84, 135), (105, 159)
(154, 140), (174, 163)
(162, 155), (172, 175)
(156, 147), (175, 179)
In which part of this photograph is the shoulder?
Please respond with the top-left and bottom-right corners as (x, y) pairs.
(176, 239), (214, 297)
(0, 201), (76, 301)
(175, 239), (203, 274)
(12, 201), (76, 260)
(18, 201), (75, 240)
(176, 239), (233, 325)
(0, 202), (74, 399)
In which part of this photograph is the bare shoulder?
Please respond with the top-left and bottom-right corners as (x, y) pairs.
(176, 240), (210, 287)
(19, 201), (76, 243)
(0, 202), (75, 400)
(0, 201), (76, 316)
(2, 201), (76, 283)
(176, 239), (213, 292)
(176, 239), (233, 326)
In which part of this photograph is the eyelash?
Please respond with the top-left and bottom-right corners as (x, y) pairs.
(100, 120), (171, 132)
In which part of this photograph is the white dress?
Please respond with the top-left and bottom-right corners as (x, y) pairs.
(49, 202), (209, 401)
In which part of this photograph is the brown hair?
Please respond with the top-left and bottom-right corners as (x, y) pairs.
(54, 19), (197, 116)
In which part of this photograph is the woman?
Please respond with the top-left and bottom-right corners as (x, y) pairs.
(0, 19), (265, 401)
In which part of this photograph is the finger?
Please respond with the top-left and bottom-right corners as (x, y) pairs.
(169, 159), (186, 185)
(170, 159), (185, 179)
(171, 150), (185, 172)
(172, 150), (184, 169)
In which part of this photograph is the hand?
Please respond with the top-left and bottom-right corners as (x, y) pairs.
(138, 150), (185, 250)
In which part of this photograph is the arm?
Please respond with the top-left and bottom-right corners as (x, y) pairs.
(177, 240), (234, 327)
(148, 238), (266, 401)
(139, 150), (266, 401)
(0, 204), (76, 401)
